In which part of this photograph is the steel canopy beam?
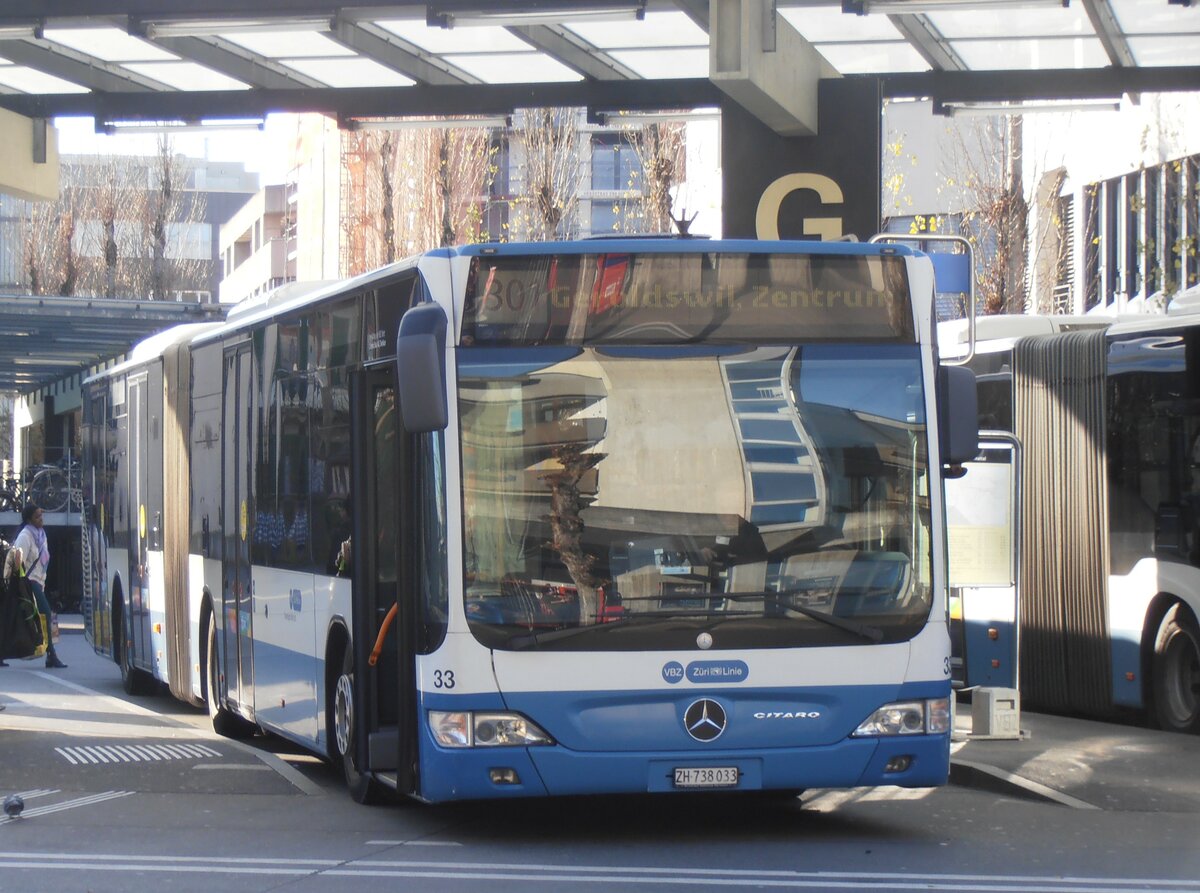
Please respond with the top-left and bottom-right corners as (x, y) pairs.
(887, 14), (967, 72)
(1, 0), (418, 15)
(877, 66), (1200, 103)
(507, 24), (640, 80)
(143, 35), (330, 90)
(1081, 0), (1137, 69)
(328, 18), (480, 86)
(0, 78), (726, 122)
(672, 0), (710, 31)
(0, 39), (168, 92)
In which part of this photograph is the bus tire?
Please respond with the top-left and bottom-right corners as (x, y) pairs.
(333, 647), (386, 805)
(206, 617), (255, 739)
(1152, 603), (1200, 734)
(115, 597), (152, 696)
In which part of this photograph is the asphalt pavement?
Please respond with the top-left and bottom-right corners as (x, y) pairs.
(951, 690), (1200, 812)
(5, 618), (1198, 813)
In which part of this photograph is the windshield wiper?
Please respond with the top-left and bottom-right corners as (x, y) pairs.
(505, 618), (633, 650)
(725, 590), (885, 643)
(504, 592), (885, 648)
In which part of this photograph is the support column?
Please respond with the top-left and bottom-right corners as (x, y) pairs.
(722, 78), (883, 241)
(0, 109), (59, 202)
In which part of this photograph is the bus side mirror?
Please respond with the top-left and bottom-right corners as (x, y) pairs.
(938, 364), (979, 467)
(396, 302), (449, 433)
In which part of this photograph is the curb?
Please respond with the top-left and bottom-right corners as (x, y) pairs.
(949, 758), (1099, 810)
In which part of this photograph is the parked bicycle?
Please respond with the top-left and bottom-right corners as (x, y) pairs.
(25, 464), (73, 513)
(0, 476), (21, 513)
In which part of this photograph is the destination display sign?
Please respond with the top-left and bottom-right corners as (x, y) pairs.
(460, 252), (915, 346)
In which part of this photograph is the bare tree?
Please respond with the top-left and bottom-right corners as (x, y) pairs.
(148, 138), (173, 300)
(945, 116), (1030, 315)
(508, 109), (583, 242)
(24, 163), (82, 296)
(543, 443), (603, 622)
(22, 141), (208, 300)
(341, 124), (496, 275)
(628, 121), (686, 233)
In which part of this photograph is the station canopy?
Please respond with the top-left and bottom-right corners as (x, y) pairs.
(0, 1), (1197, 393)
(0, 1), (1197, 128)
(0, 295), (226, 393)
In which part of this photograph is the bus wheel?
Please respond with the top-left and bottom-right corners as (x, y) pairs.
(117, 601), (151, 696)
(1152, 604), (1200, 734)
(333, 649), (385, 804)
(206, 619), (255, 739)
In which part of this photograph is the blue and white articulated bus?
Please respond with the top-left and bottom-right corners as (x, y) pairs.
(941, 309), (1200, 734)
(81, 238), (978, 803)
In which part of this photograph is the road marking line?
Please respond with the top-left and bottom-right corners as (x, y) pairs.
(20, 672), (323, 796)
(191, 763), (272, 771)
(0, 861), (314, 876)
(0, 852), (1196, 890)
(55, 743), (223, 764)
(0, 792), (134, 826)
(246, 749), (324, 796)
(0, 851), (340, 866)
(366, 840), (463, 847)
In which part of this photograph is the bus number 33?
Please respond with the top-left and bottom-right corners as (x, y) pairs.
(433, 670), (456, 689)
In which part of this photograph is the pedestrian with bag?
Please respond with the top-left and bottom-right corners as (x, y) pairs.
(1, 533), (44, 666)
(11, 503), (66, 669)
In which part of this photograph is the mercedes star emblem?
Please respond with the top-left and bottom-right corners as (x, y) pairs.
(684, 698), (727, 742)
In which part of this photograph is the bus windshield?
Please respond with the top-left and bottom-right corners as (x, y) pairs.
(459, 342), (932, 651)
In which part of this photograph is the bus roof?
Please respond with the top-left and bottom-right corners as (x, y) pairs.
(83, 321), (224, 385)
(1167, 281), (1200, 317)
(441, 238), (920, 259)
(939, 313), (1113, 357)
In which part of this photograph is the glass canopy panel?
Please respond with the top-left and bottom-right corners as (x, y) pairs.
(779, 7), (903, 42)
(220, 31), (356, 59)
(121, 62), (250, 90)
(41, 27), (178, 62)
(282, 57), (416, 88)
(815, 42), (929, 74)
(374, 21), (532, 53)
(0, 65), (89, 93)
(1129, 35), (1200, 66)
(444, 52), (584, 83)
(608, 48), (709, 79)
(950, 36), (1109, 69)
(925, 6), (1094, 39)
(564, 11), (707, 48)
(1112, 0), (1200, 35)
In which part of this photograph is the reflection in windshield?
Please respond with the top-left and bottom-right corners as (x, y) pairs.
(459, 344), (931, 651)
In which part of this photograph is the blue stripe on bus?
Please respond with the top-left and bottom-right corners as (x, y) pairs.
(415, 680), (950, 802)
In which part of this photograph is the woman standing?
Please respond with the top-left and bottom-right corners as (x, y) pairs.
(13, 503), (67, 669)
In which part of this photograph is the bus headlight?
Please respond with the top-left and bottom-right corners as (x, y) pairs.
(852, 698), (950, 737)
(428, 711), (553, 748)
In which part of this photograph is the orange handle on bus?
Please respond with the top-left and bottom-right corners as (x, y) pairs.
(368, 603), (398, 667)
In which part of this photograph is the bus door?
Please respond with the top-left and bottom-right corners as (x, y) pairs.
(221, 343), (255, 714)
(127, 372), (151, 671)
(350, 365), (416, 793)
(946, 435), (1021, 690)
